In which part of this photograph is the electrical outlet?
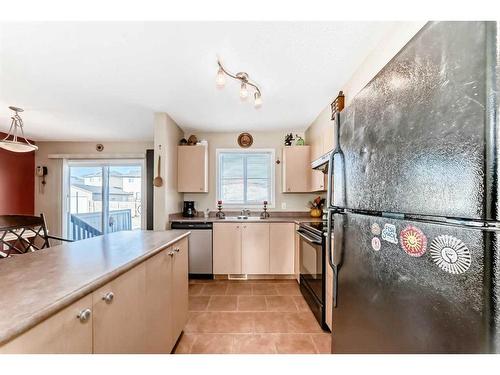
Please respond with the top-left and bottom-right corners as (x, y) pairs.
(281, 202), (287, 209)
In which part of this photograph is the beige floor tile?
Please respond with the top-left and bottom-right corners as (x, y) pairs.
(285, 312), (324, 333)
(292, 295), (311, 312)
(253, 312), (289, 333)
(310, 333), (332, 354)
(173, 333), (197, 354)
(200, 282), (229, 296)
(189, 283), (204, 296)
(238, 296), (267, 311)
(274, 334), (318, 354)
(275, 283), (302, 296)
(252, 283), (278, 295)
(190, 334), (234, 354)
(184, 312), (215, 333)
(212, 312), (255, 333)
(207, 296), (238, 311)
(226, 283), (253, 295)
(266, 296), (298, 312)
(232, 334), (277, 354)
(189, 296), (210, 311)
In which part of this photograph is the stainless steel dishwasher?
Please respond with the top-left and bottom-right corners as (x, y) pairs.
(171, 221), (213, 278)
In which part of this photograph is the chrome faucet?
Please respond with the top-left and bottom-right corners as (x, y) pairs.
(240, 209), (250, 217)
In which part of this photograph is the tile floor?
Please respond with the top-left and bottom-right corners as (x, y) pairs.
(174, 279), (331, 354)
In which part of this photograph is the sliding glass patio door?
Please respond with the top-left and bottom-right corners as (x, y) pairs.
(65, 160), (144, 241)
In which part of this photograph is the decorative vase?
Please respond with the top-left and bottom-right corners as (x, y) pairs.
(310, 208), (322, 218)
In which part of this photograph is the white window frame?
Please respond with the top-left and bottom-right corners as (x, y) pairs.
(216, 148), (275, 208)
(62, 158), (146, 238)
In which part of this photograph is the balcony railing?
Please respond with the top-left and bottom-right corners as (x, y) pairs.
(70, 209), (132, 241)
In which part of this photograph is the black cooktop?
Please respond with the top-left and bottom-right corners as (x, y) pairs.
(300, 221), (327, 236)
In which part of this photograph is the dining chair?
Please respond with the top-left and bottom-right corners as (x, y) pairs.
(0, 214), (73, 259)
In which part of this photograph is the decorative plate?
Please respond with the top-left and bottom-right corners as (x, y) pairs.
(238, 132), (253, 148)
(400, 225), (427, 257)
(429, 235), (471, 274)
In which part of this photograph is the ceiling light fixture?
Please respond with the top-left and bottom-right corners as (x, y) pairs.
(216, 58), (262, 108)
(0, 106), (38, 153)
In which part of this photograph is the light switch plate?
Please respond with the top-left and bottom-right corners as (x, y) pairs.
(281, 202), (287, 209)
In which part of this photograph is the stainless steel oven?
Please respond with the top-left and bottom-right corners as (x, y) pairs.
(297, 222), (328, 330)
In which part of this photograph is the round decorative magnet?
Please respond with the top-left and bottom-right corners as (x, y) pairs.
(371, 223), (381, 236)
(400, 225), (427, 257)
(429, 235), (471, 274)
(371, 237), (381, 251)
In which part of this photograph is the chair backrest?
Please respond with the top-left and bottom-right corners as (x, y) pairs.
(0, 214), (51, 258)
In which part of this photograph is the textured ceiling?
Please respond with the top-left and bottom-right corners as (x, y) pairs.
(0, 22), (398, 141)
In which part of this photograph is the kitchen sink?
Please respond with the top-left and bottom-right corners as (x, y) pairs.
(224, 216), (265, 221)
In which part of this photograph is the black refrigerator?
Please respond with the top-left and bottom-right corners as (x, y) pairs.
(326, 21), (500, 353)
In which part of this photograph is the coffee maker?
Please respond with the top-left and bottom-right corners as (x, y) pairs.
(182, 201), (197, 217)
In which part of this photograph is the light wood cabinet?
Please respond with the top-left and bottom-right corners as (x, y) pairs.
(144, 249), (173, 353)
(294, 224), (300, 282)
(213, 223), (242, 274)
(0, 295), (93, 354)
(177, 144), (208, 192)
(214, 222), (296, 276)
(171, 237), (189, 342)
(311, 170), (326, 192)
(282, 146), (311, 193)
(0, 237), (189, 354)
(242, 223), (270, 274)
(93, 262), (147, 354)
(270, 223), (295, 274)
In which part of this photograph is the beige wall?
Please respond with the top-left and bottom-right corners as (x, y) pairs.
(306, 22), (426, 147)
(34, 141), (153, 237)
(154, 113), (184, 230)
(183, 131), (318, 212)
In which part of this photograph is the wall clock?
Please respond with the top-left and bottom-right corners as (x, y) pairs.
(238, 132), (253, 148)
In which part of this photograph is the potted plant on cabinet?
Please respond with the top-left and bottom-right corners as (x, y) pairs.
(308, 196), (325, 218)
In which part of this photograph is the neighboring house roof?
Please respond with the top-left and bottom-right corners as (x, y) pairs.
(81, 170), (141, 178)
(72, 184), (133, 196)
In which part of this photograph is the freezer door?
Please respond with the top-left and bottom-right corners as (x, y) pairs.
(332, 21), (500, 220)
(331, 212), (495, 353)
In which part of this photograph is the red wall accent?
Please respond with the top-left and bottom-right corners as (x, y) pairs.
(0, 132), (35, 215)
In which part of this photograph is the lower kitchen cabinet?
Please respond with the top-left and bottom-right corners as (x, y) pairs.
(0, 237), (189, 354)
(93, 262), (147, 354)
(270, 223), (295, 274)
(213, 223), (242, 274)
(0, 295), (93, 354)
(242, 223), (270, 274)
(171, 237), (189, 343)
(144, 248), (173, 353)
(213, 222), (296, 276)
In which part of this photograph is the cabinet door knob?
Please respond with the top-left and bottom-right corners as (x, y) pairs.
(168, 250), (175, 256)
(102, 292), (114, 304)
(173, 247), (180, 253)
(77, 308), (92, 323)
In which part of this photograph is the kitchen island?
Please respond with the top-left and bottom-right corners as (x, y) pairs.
(0, 229), (190, 354)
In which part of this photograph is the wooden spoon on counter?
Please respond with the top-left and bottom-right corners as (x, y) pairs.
(153, 155), (163, 187)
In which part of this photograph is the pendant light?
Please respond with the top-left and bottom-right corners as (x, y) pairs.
(216, 58), (262, 108)
(0, 107), (38, 153)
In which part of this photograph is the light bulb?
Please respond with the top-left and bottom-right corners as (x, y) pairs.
(254, 92), (263, 108)
(240, 82), (248, 100)
(216, 68), (225, 88)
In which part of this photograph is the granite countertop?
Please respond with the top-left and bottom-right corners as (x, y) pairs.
(0, 229), (190, 347)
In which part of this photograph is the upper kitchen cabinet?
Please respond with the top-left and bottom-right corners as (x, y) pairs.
(177, 144), (208, 192)
(282, 146), (311, 193)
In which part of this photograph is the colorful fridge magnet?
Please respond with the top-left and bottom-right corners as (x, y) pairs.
(400, 225), (428, 257)
(429, 235), (471, 274)
(381, 223), (398, 244)
(371, 223), (381, 236)
(371, 237), (381, 251)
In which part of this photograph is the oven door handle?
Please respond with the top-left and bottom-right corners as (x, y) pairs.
(297, 230), (322, 245)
